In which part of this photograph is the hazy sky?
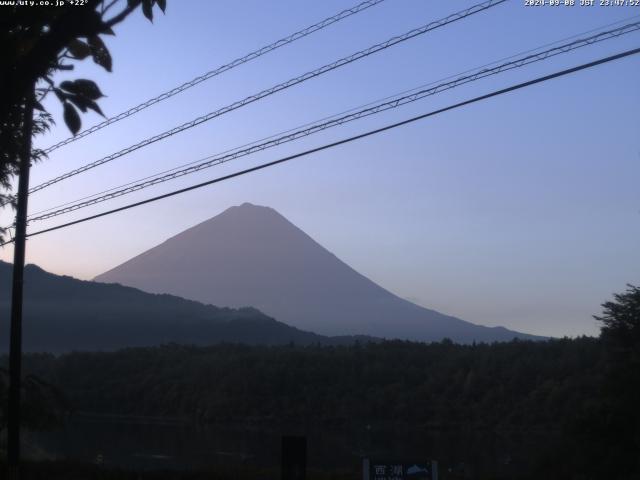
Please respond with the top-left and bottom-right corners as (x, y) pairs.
(1, 0), (639, 337)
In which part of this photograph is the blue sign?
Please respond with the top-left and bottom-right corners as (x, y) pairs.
(366, 460), (435, 480)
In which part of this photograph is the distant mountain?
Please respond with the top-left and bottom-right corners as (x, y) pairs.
(0, 261), (367, 353)
(95, 203), (542, 342)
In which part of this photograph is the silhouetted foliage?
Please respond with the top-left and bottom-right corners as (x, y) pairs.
(596, 284), (640, 347)
(0, 286), (637, 477)
(0, 366), (69, 433)
(1, 335), (637, 477)
(0, 0), (166, 237)
(592, 285), (640, 477)
(0, 337), (622, 477)
(12, 339), (604, 429)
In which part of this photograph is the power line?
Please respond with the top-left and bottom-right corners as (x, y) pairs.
(27, 13), (640, 219)
(4, 45), (636, 246)
(26, 21), (640, 223)
(42, 0), (387, 154)
(27, 0), (506, 196)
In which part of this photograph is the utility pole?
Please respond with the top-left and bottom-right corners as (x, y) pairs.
(7, 85), (35, 480)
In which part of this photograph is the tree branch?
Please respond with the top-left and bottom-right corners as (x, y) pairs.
(104, 3), (139, 28)
(102, 0), (121, 16)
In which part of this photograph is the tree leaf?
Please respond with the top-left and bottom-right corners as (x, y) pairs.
(68, 95), (88, 113)
(68, 95), (105, 117)
(75, 10), (107, 38)
(59, 80), (75, 92)
(63, 102), (81, 135)
(88, 35), (112, 72)
(85, 99), (105, 117)
(53, 88), (68, 102)
(60, 79), (104, 100)
(101, 25), (115, 36)
(142, 0), (153, 22)
(33, 100), (45, 112)
(156, 0), (167, 13)
(67, 39), (91, 59)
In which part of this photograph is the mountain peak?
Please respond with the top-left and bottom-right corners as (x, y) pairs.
(237, 202), (262, 209)
(215, 202), (283, 222)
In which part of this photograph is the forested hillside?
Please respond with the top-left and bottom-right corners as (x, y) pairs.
(14, 339), (603, 427)
(2, 332), (639, 477)
(2, 286), (638, 478)
(0, 262), (369, 352)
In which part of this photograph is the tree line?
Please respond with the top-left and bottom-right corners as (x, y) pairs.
(1, 285), (638, 478)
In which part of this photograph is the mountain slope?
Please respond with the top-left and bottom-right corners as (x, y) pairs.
(0, 261), (361, 353)
(95, 203), (541, 342)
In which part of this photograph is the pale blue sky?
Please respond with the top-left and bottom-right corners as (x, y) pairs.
(2, 0), (639, 337)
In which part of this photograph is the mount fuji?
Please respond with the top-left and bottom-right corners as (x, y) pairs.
(95, 203), (541, 343)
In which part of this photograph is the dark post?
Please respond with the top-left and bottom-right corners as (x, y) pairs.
(7, 86), (35, 480)
(281, 435), (307, 480)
